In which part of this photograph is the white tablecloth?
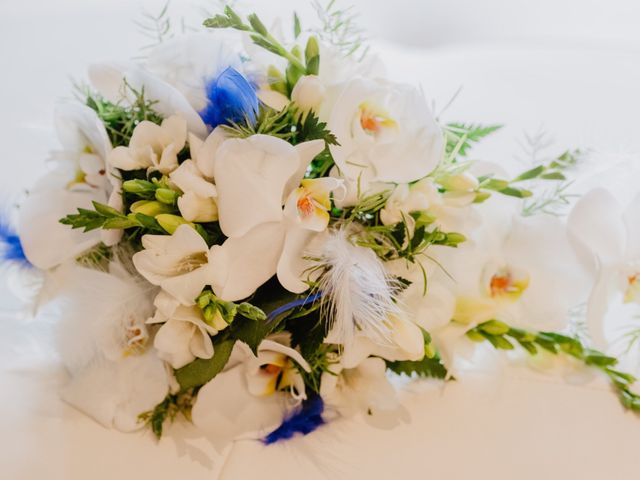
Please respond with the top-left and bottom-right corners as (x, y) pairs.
(2, 1), (640, 479)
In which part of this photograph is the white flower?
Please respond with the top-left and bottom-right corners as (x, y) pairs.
(320, 356), (398, 418)
(291, 75), (326, 112)
(89, 62), (208, 138)
(132, 224), (226, 306)
(568, 188), (640, 347)
(449, 213), (590, 331)
(18, 103), (114, 269)
(191, 337), (310, 442)
(321, 78), (443, 188)
(210, 134), (341, 300)
(108, 115), (187, 174)
(147, 292), (228, 369)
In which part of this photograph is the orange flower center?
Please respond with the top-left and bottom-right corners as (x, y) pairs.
(297, 194), (315, 218)
(261, 364), (282, 376)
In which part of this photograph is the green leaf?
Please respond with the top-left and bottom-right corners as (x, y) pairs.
(513, 165), (545, 182)
(540, 172), (567, 180)
(445, 123), (502, 158)
(386, 356), (449, 380)
(293, 12), (302, 38)
(204, 15), (231, 28)
(247, 13), (268, 36)
(175, 338), (236, 390)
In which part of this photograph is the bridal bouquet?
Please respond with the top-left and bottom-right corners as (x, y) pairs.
(7, 3), (640, 444)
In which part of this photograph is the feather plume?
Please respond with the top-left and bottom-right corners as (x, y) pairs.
(317, 230), (400, 348)
(262, 394), (325, 445)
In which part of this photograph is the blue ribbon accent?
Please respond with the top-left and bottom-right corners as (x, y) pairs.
(0, 214), (30, 267)
(263, 394), (325, 445)
(267, 292), (323, 323)
(200, 66), (259, 130)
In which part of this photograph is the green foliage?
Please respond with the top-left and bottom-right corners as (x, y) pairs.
(138, 389), (197, 439)
(467, 320), (640, 412)
(204, 6), (320, 91)
(444, 123), (502, 160)
(386, 355), (449, 380)
(312, 0), (368, 59)
(196, 289), (267, 326)
(85, 83), (163, 148)
(60, 201), (165, 234)
(175, 338), (236, 391)
(75, 243), (113, 270)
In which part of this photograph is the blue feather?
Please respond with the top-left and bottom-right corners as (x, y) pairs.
(200, 67), (259, 130)
(0, 213), (30, 267)
(263, 394), (325, 445)
(267, 292), (323, 323)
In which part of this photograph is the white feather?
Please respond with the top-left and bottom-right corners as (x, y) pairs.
(45, 261), (157, 374)
(318, 230), (400, 348)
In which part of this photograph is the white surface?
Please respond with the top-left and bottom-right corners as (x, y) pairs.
(2, 1), (640, 479)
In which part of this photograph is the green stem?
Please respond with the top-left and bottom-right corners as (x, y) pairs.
(467, 320), (640, 411)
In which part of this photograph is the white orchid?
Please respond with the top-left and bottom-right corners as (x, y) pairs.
(18, 103), (118, 269)
(210, 134), (341, 300)
(191, 337), (310, 441)
(448, 212), (590, 332)
(568, 188), (640, 348)
(132, 224), (226, 306)
(108, 115), (187, 174)
(320, 78), (443, 195)
(147, 291), (228, 369)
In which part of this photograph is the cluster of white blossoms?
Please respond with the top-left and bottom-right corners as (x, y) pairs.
(12, 6), (640, 445)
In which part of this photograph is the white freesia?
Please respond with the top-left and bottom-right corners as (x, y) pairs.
(568, 188), (640, 348)
(108, 115), (187, 174)
(147, 292), (228, 369)
(48, 261), (169, 431)
(191, 336), (310, 441)
(321, 78), (443, 190)
(210, 134), (340, 300)
(132, 224), (226, 306)
(320, 355), (398, 417)
(19, 103), (115, 269)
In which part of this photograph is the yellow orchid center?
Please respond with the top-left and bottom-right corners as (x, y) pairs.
(296, 194), (316, 218)
(625, 273), (640, 303)
(488, 267), (530, 301)
(359, 102), (397, 135)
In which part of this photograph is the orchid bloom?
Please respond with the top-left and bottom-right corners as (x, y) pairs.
(448, 213), (590, 332)
(320, 78), (443, 195)
(210, 134), (342, 301)
(108, 115), (187, 174)
(147, 291), (228, 369)
(568, 188), (640, 348)
(191, 337), (310, 442)
(19, 103), (116, 269)
(132, 224), (226, 306)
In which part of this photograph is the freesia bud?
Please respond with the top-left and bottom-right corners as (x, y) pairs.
(177, 192), (219, 223)
(130, 200), (172, 217)
(439, 172), (479, 192)
(155, 188), (180, 205)
(291, 75), (326, 112)
(156, 214), (193, 234)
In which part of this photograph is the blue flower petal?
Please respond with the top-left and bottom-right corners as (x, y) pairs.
(200, 67), (259, 130)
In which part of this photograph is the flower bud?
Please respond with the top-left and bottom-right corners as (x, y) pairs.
(291, 75), (326, 112)
(122, 179), (155, 195)
(155, 188), (180, 205)
(130, 200), (172, 217)
(155, 214), (192, 234)
(439, 172), (479, 192)
(177, 192), (219, 223)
